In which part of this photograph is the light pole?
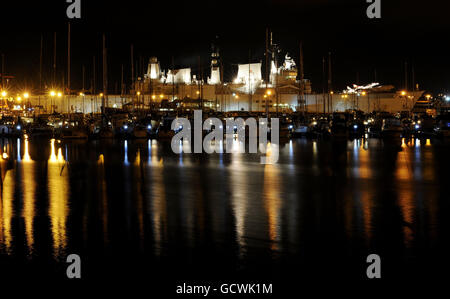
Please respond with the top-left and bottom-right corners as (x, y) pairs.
(361, 91), (367, 113)
(50, 91), (56, 113)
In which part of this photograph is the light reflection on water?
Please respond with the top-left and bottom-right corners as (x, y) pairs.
(20, 136), (35, 255)
(48, 139), (69, 259)
(0, 137), (446, 274)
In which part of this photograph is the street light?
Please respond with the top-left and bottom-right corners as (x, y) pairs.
(1, 91), (6, 97)
(23, 92), (29, 99)
(401, 91), (406, 96)
(49, 90), (56, 113)
(57, 92), (62, 97)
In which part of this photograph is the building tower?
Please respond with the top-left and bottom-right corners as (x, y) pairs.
(209, 43), (220, 85)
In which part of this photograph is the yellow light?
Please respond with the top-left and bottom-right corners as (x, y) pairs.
(267, 90), (272, 96)
(2, 152), (8, 159)
(137, 91), (141, 96)
(50, 91), (56, 97)
(99, 93), (104, 97)
(24, 92), (29, 99)
(17, 96), (22, 102)
(401, 91), (406, 96)
(57, 92), (62, 97)
(196, 91), (200, 95)
(152, 95), (156, 100)
(263, 95), (267, 98)
(159, 94), (164, 98)
(361, 91), (366, 96)
(79, 92), (84, 96)
(330, 91), (334, 95)
(425, 94), (431, 99)
(1, 91), (6, 97)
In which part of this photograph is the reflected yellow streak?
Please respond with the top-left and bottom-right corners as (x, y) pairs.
(422, 151), (435, 181)
(134, 149), (145, 241)
(360, 189), (373, 243)
(134, 148), (141, 166)
(48, 139), (69, 258)
(98, 154), (109, 244)
(150, 159), (167, 256)
(398, 188), (415, 247)
(21, 139), (36, 254)
(230, 147), (247, 257)
(357, 145), (372, 179)
(0, 170), (14, 254)
(396, 147), (413, 181)
(263, 164), (282, 251)
(23, 136), (31, 162)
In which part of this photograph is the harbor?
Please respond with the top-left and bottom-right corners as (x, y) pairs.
(1, 0), (450, 295)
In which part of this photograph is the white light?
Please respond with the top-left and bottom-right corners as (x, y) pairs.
(415, 124), (420, 129)
(147, 125), (152, 130)
(16, 125), (21, 130)
(446, 96), (450, 102)
(353, 124), (358, 129)
(124, 125), (128, 130)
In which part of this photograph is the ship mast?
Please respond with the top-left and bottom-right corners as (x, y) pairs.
(248, 49), (252, 112)
(39, 34), (43, 113)
(327, 52), (332, 113)
(322, 57), (326, 114)
(102, 34), (108, 118)
(265, 28), (269, 116)
(298, 42), (305, 114)
(67, 22), (71, 114)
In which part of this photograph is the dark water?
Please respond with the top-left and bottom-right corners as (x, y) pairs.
(0, 137), (449, 294)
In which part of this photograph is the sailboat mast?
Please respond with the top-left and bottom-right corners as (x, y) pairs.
(67, 22), (71, 113)
(265, 28), (269, 116)
(322, 57), (326, 114)
(53, 32), (57, 86)
(328, 52), (332, 113)
(131, 44), (134, 94)
(1, 54), (4, 90)
(248, 49), (252, 112)
(102, 34), (107, 113)
(298, 42), (305, 113)
(171, 56), (175, 101)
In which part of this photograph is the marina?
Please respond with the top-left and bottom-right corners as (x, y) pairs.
(0, 136), (449, 287)
(1, 0), (450, 295)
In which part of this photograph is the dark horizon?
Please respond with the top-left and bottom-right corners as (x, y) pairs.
(1, 0), (450, 94)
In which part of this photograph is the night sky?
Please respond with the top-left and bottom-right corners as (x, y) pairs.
(1, 0), (450, 93)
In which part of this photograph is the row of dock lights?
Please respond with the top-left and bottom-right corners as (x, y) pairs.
(1, 91), (30, 101)
(50, 91), (63, 97)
